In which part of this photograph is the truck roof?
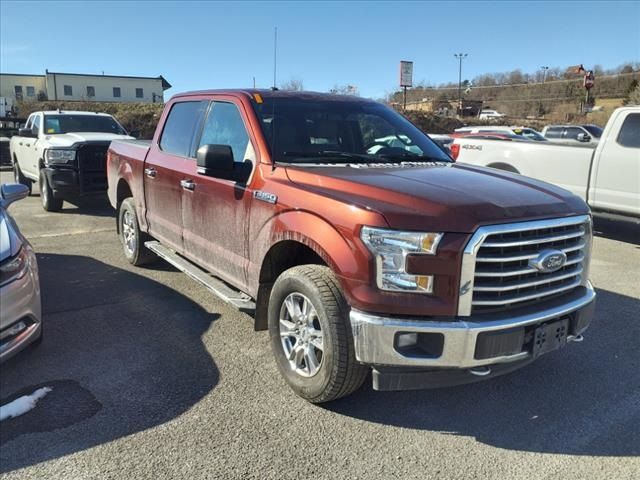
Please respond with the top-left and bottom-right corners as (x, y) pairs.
(171, 89), (375, 103)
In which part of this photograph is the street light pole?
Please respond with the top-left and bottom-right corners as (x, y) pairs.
(454, 53), (468, 117)
(540, 66), (549, 84)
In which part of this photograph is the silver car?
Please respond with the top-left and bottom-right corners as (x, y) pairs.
(0, 183), (42, 361)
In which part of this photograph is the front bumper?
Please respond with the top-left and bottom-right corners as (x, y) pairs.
(0, 246), (42, 362)
(350, 283), (595, 389)
(43, 166), (107, 199)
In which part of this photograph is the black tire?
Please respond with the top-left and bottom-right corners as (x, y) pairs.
(13, 160), (33, 196)
(39, 170), (63, 212)
(268, 265), (368, 403)
(118, 197), (156, 266)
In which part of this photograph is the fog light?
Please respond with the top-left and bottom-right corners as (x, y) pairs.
(396, 333), (418, 348)
(0, 320), (27, 341)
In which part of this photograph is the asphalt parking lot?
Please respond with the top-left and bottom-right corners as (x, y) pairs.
(0, 169), (639, 480)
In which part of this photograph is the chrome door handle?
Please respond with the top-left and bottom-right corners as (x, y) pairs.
(144, 167), (157, 178)
(180, 179), (195, 191)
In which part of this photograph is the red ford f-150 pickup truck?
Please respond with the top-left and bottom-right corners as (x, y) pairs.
(107, 90), (596, 403)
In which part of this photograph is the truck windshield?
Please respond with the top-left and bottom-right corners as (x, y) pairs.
(43, 115), (126, 135)
(583, 125), (603, 138)
(252, 97), (451, 164)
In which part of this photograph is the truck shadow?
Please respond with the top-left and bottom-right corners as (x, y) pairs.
(0, 253), (219, 473)
(327, 288), (640, 457)
(593, 216), (640, 245)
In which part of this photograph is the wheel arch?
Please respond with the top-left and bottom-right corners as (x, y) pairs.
(486, 162), (520, 174)
(252, 210), (366, 331)
(114, 179), (133, 234)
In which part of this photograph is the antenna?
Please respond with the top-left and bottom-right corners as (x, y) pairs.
(272, 27), (278, 90)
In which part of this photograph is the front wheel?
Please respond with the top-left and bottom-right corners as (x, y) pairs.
(268, 265), (368, 403)
(118, 197), (156, 266)
(13, 161), (33, 196)
(39, 170), (63, 212)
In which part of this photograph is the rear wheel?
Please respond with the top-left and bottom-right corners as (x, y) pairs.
(118, 197), (155, 266)
(13, 160), (33, 195)
(39, 170), (63, 212)
(268, 265), (368, 403)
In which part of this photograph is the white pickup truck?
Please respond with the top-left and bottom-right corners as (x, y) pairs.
(10, 110), (133, 211)
(451, 106), (640, 219)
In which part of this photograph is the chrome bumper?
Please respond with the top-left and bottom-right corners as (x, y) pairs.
(350, 282), (595, 369)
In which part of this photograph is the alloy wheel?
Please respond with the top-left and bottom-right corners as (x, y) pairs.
(279, 292), (324, 377)
(122, 210), (137, 255)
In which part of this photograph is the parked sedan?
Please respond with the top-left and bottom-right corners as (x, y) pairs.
(0, 183), (42, 362)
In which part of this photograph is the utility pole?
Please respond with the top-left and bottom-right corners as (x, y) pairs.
(454, 53), (468, 117)
(541, 65), (549, 83)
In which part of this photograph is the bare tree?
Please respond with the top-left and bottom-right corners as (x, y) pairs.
(329, 84), (359, 96)
(280, 77), (304, 91)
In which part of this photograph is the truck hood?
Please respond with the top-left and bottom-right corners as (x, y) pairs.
(284, 163), (589, 233)
(44, 132), (134, 147)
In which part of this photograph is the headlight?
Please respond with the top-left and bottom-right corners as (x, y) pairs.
(45, 149), (76, 165)
(360, 227), (443, 293)
(0, 247), (29, 287)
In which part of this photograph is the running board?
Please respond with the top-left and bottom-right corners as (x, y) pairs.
(145, 241), (256, 312)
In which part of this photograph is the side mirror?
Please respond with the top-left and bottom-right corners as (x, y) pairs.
(196, 144), (235, 179)
(129, 130), (140, 139)
(576, 133), (591, 142)
(18, 127), (35, 138)
(0, 183), (30, 208)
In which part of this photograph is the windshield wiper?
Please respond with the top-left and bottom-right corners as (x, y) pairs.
(281, 151), (376, 163)
(378, 153), (451, 163)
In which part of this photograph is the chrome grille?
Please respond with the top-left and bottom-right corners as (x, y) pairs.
(458, 216), (592, 316)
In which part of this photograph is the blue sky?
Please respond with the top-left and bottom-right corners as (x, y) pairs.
(1, 1), (639, 99)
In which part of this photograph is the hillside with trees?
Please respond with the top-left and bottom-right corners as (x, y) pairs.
(390, 62), (640, 123)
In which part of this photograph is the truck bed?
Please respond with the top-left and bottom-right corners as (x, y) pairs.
(453, 137), (595, 200)
(107, 139), (151, 211)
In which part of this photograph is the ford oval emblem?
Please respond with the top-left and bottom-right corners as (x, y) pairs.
(529, 249), (567, 273)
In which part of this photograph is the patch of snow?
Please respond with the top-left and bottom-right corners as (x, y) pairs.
(0, 387), (52, 421)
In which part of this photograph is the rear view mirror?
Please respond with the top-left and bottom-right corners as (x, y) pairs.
(196, 144), (235, 179)
(18, 128), (36, 138)
(576, 133), (591, 142)
(0, 183), (30, 208)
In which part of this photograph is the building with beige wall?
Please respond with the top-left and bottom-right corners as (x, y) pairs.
(0, 70), (171, 106)
(0, 73), (48, 101)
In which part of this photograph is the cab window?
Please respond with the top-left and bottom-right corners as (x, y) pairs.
(617, 113), (640, 148)
(32, 115), (41, 134)
(544, 127), (562, 139)
(159, 101), (208, 157)
(198, 101), (255, 164)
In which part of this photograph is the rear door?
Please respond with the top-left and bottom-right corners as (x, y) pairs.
(144, 99), (208, 252)
(590, 112), (640, 216)
(181, 97), (257, 291)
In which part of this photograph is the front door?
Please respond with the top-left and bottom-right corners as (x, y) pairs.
(144, 100), (208, 252)
(181, 99), (256, 291)
(590, 112), (640, 216)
